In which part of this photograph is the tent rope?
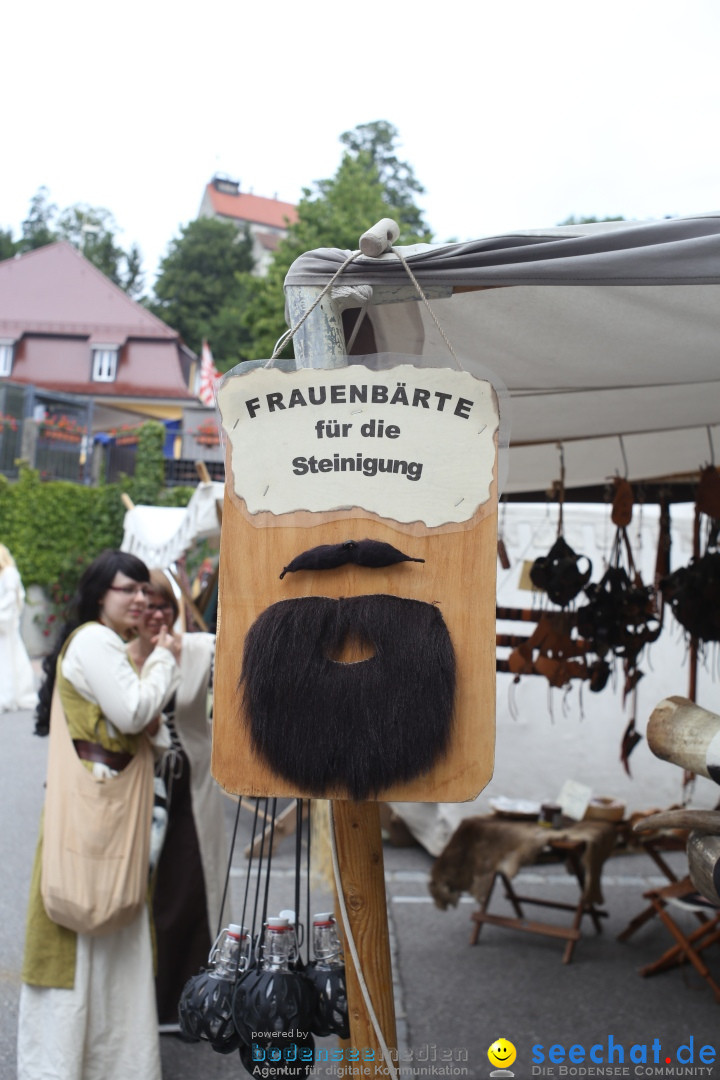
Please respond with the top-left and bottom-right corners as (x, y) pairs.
(390, 246), (464, 371)
(263, 223), (465, 370)
(264, 249), (363, 366)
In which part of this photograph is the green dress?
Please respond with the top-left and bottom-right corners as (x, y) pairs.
(22, 624), (144, 989)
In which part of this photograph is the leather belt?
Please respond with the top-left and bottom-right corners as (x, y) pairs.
(73, 739), (133, 771)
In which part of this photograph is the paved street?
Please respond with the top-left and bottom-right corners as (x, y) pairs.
(3, 705), (720, 1079)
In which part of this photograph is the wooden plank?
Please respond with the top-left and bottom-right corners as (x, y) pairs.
(195, 460), (212, 483)
(167, 567), (208, 632)
(332, 801), (397, 1077)
(471, 911), (581, 941)
(213, 488), (497, 803)
(496, 633), (532, 648)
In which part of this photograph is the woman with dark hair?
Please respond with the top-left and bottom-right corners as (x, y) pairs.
(33, 550), (159, 736)
(18, 549), (181, 1080)
(128, 568), (229, 1032)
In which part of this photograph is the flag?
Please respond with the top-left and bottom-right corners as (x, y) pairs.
(197, 340), (221, 406)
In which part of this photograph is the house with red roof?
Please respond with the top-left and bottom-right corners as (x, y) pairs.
(0, 242), (217, 482)
(198, 175), (298, 274)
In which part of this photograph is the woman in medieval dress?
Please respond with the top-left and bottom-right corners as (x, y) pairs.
(0, 544), (37, 712)
(18, 550), (180, 1080)
(127, 567), (229, 1031)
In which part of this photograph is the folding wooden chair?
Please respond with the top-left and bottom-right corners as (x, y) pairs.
(627, 876), (720, 1002)
(616, 832), (703, 942)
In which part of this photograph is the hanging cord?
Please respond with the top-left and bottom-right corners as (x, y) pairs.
(228, 798), (262, 980)
(390, 246), (463, 371)
(305, 801), (312, 966)
(265, 250), (363, 366)
(293, 799), (303, 958)
(239, 798), (262, 947)
(265, 230), (464, 371)
(259, 798), (278, 951)
(621, 526), (639, 581)
(249, 798), (271, 963)
(555, 443), (566, 537)
(328, 803), (399, 1080)
(216, 793), (244, 940)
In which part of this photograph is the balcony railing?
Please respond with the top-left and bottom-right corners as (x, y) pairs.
(0, 417), (227, 487)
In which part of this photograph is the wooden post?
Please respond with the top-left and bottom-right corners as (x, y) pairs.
(167, 567), (208, 632)
(261, 274), (401, 1073)
(195, 460), (211, 484)
(332, 801), (397, 1075)
(211, 234), (494, 1076)
(688, 502), (701, 704)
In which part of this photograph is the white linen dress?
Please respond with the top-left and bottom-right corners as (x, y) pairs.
(17, 623), (179, 1080)
(0, 565), (37, 712)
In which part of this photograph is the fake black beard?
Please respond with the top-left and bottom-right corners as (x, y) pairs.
(240, 595), (456, 800)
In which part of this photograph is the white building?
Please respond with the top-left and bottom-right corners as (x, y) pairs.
(198, 175), (298, 275)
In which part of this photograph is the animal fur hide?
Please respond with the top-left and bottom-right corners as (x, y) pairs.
(428, 817), (617, 909)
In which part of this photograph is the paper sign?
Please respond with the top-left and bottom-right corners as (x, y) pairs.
(217, 364), (499, 527)
(556, 779), (593, 821)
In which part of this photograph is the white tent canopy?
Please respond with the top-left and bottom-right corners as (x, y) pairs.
(120, 481), (223, 567)
(284, 213), (720, 495)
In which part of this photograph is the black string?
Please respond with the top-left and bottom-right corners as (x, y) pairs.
(216, 793), (243, 940)
(259, 798), (278, 956)
(294, 799), (303, 962)
(235, 798), (262, 974)
(305, 801), (312, 964)
(250, 798), (270, 965)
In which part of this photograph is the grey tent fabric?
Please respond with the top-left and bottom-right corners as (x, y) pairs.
(285, 215), (720, 289)
(283, 214), (720, 494)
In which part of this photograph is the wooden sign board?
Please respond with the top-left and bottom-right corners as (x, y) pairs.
(212, 361), (499, 803)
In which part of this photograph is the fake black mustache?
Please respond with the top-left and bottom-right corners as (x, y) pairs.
(240, 594), (455, 800)
(279, 539), (424, 579)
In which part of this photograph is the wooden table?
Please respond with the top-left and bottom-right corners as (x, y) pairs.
(469, 833), (609, 964)
(429, 816), (617, 964)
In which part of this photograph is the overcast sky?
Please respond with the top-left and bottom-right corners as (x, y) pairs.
(3, 0), (719, 288)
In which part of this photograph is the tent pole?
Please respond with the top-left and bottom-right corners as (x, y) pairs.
(688, 503), (701, 704)
(285, 286), (347, 369)
(286, 280), (399, 1072)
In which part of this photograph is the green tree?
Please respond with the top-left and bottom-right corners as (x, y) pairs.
(339, 120), (431, 240)
(19, 186), (57, 252)
(126, 421), (166, 505)
(8, 187), (145, 297)
(240, 122), (433, 360)
(0, 228), (17, 261)
(56, 204), (144, 298)
(558, 214), (626, 225)
(148, 217), (255, 365)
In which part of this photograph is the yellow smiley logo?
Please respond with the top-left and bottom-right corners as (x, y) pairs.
(488, 1038), (517, 1069)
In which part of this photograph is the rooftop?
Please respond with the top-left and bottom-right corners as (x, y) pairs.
(0, 242), (177, 343)
(204, 177), (298, 230)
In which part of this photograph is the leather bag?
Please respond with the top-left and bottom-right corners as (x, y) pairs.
(41, 686), (154, 935)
